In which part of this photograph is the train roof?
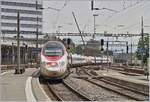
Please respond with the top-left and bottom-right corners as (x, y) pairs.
(43, 41), (66, 49)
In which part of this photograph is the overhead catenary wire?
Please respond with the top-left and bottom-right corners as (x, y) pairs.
(100, 1), (148, 33)
(90, 1), (145, 34)
(118, 16), (150, 32)
(102, 0), (145, 25)
(50, 0), (68, 33)
(43, 0), (149, 35)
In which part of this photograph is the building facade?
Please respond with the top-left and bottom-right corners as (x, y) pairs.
(0, 0), (43, 38)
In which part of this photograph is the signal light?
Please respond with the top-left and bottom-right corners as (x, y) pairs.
(25, 45), (28, 50)
(101, 39), (104, 46)
(126, 42), (128, 54)
(127, 46), (129, 53)
(100, 39), (104, 51)
(106, 41), (108, 49)
(67, 38), (71, 45)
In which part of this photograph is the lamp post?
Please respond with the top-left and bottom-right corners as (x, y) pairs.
(121, 49), (124, 65)
(141, 17), (144, 69)
(36, 1), (39, 65)
(93, 14), (98, 39)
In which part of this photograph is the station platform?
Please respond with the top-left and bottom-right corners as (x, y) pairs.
(0, 68), (50, 101)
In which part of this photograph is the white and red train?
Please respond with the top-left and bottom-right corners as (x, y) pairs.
(40, 41), (69, 79)
(40, 41), (113, 79)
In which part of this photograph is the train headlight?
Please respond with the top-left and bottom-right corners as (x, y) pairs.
(59, 61), (65, 67)
(46, 62), (58, 67)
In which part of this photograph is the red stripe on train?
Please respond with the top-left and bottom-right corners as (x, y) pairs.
(45, 56), (62, 61)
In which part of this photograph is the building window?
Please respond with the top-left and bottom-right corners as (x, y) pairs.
(2, 30), (42, 34)
(1, 15), (42, 22)
(1, 1), (42, 8)
(2, 23), (42, 28)
(2, 8), (42, 15)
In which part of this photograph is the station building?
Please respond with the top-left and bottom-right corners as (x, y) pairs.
(0, 0), (43, 38)
(0, 0), (43, 65)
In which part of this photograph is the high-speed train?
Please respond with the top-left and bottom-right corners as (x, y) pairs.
(39, 41), (113, 79)
(40, 41), (69, 79)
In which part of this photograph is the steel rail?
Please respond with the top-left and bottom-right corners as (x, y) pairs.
(84, 78), (148, 101)
(76, 67), (148, 101)
(99, 78), (149, 96)
(63, 79), (93, 101)
(46, 79), (93, 101)
(47, 82), (63, 101)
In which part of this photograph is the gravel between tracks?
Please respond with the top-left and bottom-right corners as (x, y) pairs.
(49, 81), (85, 101)
(66, 77), (134, 101)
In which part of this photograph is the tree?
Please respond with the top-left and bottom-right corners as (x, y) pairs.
(136, 33), (149, 64)
(69, 47), (76, 54)
(74, 45), (84, 55)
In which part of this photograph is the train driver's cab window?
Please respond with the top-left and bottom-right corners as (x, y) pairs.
(44, 47), (64, 56)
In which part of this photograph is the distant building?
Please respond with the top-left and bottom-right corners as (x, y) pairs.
(84, 39), (101, 56)
(0, 0), (43, 38)
(113, 53), (135, 64)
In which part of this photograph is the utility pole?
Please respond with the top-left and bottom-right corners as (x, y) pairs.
(141, 16), (144, 69)
(130, 43), (133, 64)
(106, 41), (109, 71)
(0, 10), (1, 74)
(15, 11), (21, 74)
(121, 49), (124, 65)
(36, 16), (39, 51)
(12, 43), (15, 64)
(36, 1), (38, 50)
(126, 41), (128, 65)
(93, 14), (98, 63)
(36, 1), (39, 68)
(0, 1), (1, 74)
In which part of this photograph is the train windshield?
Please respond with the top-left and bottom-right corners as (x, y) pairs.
(44, 47), (64, 56)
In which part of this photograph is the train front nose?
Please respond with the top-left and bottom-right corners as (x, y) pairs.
(40, 62), (66, 77)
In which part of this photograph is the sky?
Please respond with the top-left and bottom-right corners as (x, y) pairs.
(42, 0), (150, 52)
(43, 0), (150, 34)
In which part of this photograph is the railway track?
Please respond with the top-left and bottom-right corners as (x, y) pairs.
(84, 78), (148, 101)
(46, 79), (93, 101)
(40, 65), (148, 101)
(75, 67), (148, 101)
(110, 65), (145, 75)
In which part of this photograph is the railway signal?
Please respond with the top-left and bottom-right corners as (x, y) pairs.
(106, 41), (108, 49)
(62, 38), (72, 49)
(101, 39), (104, 51)
(25, 45), (28, 50)
(67, 38), (71, 49)
(101, 39), (104, 46)
(67, 38), (71, 45)
(126, 42), (129, 54)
